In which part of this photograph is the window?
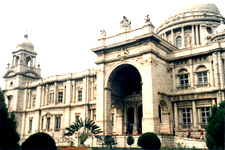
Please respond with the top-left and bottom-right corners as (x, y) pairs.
(197, 72), (208, 85)
(201, 107), (210, 125)
(32, 98), (36, 107)
(55, 116), (61, 131)
(206, 27), (212, 34)
(41, 117), (44, 130)
(58, 92), (63, 103)
(179, 74), (189, 89)
(29, 119), (32, 133)
(47, 118), (51, 131)
(75, 115), (79, 122)
(176, 36), (182, 48)
(78, 90), (82, 101)
(49, 92), (54, 104)
(182, 108), (191, 129)
(158, 106), (162, 123)
(111, 114), (114, 126)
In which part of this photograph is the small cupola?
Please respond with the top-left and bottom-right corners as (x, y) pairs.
(16, 33), (34, 51)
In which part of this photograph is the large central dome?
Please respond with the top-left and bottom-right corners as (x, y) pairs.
(156, 3), (223, 33)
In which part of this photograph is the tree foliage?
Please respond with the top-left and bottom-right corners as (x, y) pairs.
(137, 132), (161, 150)
(0, 90), (20, 149)
(205, 100), (224, 150)
(127, 135), (134, 149)
(21, 132), (57, 150)
(64, 118), (103, 146)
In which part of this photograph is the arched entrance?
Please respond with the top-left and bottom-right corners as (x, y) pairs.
(108, 64), (142, 134)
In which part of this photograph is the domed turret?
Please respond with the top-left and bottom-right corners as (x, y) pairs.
(214, 19), (225, 34)
(156, 3), (223, 49)
(16, 33), (34, 51)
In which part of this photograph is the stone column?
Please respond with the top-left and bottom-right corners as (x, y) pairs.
(123, 104), (127, 134)
(210, 60), (214, 87)
(66, 80), (72, 105)
(218, 51), (224, 89)
(174, 102), (179, 130)
(63, 85), (66, 104)
(90, 109), (93, 120)
(196, 25), (199, 45)
(54, 82), (57, 104)
(36, 86), (42, 108)
(95, 64), (112, 135)
(182, 26), (185, 47)
(12, 56), (15, 66)
(41, 86), (45, 106)
(142, 58), (160, 133)
(24, 89), (28, 110)
(192, 101), (198, 129)
(171, 30), (174, 45)
(189, 59), (194, 89)
(45, 85), (49, 105)
(192, 25), (195, 46)
(28, 89), (31, 109)
(172, 65), (176, 91)
(133, 102), (137, 134)
(213, 52), (220, 88)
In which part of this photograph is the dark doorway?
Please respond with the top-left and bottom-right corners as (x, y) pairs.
(138, 105), (143, 134)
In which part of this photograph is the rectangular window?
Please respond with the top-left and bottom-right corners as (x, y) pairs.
(111, 114), (114, 126)
(198, 72), (208, 84)
(55, 116), (61, 131)
(201, 107), (210, 124)
(182, 108), (191, 129)
(75, 115), (79, 122)
(58, 92), (63, 103)
(41, 117), (44, 130)
(29, 119), (32, 133)
(32, 98), (36, 107)
(47, 118), (51, 131)
(49, 92), (54, 104)
(78, 90), (82, 101)
(179, 74), (189, 89)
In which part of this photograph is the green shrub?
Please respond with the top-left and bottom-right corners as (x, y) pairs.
(127, 135), (134, 148)
(137, 132), (161, 150)
(21, 132), (57, 150)
(205, 100), (224, 150)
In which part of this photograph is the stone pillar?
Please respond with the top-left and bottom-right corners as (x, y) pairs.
(171, 30), (174, 45)
(213, 52), (220, 88)
(123, 104), (127, 134)
(172, 65), (176, 91)
(72, 81), (76, 103)
(218, 52), (224, 89)
(182, 26), (185, 47)
(41, 86), (45, 106)
(174, 102), (179, 130)
(54, 82), (57, 104)
(63, 85), (66, 104)
(133, 102), (137, 134)
(66, 80), (72, 105)
(192, 101), (198, 129)
(12, 56), (15, 66)
(196, 25), (199, 45)
(189, 59), (194, 89)
(210, 60), (214, 87)
(36, 86), (42, 108)
(116, 109), (123, 135)
(142, 59), (159, 133)
(45, 85), (49, 105)
(90, 109), (93, 120)
(192, 25), (195, 46)
(24, 89), (28, 110)
(95, 64), (111, 135)
(212, 98), (216, 105)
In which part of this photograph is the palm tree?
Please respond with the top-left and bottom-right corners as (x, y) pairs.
(64, 118), (103, 146)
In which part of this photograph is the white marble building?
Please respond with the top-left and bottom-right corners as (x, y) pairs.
(3, 3), (225, 141)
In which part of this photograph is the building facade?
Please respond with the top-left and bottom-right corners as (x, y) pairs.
(3, 3), (225, 141)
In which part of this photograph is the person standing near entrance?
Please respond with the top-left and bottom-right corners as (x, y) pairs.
(200, 130), (204, 140)
(187, 130), (191, 138)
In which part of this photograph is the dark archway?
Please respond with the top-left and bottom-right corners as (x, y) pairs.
(109, 64), (142, 134)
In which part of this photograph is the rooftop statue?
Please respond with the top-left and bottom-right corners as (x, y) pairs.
(120, 16), (131, 29)
(100, 30), (106, 38)
(144, 14), (152, 24)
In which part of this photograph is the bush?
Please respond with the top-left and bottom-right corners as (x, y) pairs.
(205, 100), (224, 150)
(137, 132), (161, 150)
(127, 135), (134, 148)
(21, 132), (57, 150)
(0, 90), (20, 149)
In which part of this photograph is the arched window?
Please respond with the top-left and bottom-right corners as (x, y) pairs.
(195, 65), (208, 87)
(176, 36), (182, 48)
(177, 68), (189, 90)
(15, 56), (20, 66)
(26, 57), (31, 67)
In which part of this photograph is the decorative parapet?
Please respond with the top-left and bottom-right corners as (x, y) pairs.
(98, 15), (155, 47)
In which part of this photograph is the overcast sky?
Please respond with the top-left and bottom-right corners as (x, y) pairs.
(0, 0), (224, 89)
